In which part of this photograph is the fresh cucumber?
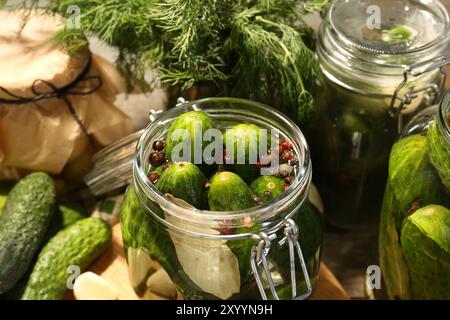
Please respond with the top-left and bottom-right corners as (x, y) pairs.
(156, 162), (208, 209)
(250, 176), (286, 203)
(3, 203), (87, 300)
(21, 217), (111, 300)
(208, 171), (255, 211)
(0, 173), (56, 294)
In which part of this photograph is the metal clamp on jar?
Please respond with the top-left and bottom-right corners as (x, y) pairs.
(312, 0), (450, 228)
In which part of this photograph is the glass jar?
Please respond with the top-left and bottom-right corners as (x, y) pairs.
(379, 90), (450, 300)
(311, 0), (450, 228)
(120, 98), (324, 300)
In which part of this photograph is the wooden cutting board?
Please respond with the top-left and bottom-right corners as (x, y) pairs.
(65, 224), (349, 300)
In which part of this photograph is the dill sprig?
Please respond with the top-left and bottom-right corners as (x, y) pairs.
(8, 0), (330, 126)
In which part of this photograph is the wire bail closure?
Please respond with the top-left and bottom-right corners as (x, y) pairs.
(250, 218), (312, 300)
(389, 56), (450, 133)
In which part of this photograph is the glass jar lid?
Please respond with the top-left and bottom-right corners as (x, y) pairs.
(330, 0), (449, 56)
(318, 0), (450, 89)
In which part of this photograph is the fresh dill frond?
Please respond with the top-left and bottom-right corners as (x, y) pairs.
(12, 0), (330, 126)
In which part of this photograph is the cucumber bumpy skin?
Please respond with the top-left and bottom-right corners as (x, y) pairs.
(250, 176), (286, 203)
(156, 162), (208, 209)
(208, 171), (255, 211)
(165, 111), (218, 164)
(400, 205), (450, 299)
(21, 217), (111, 300)
(427, 122), (450, 190)
(224, 124), (269, 183)
(0, 172), (56, 294)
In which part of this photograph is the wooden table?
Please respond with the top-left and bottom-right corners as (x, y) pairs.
(65, 224), (349, 300)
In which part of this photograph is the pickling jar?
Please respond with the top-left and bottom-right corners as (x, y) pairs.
(119, 98), (324, 300)
(311, 0), (450, 228)
(379, 90), (450, 299)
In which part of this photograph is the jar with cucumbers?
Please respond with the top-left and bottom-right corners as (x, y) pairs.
(379, 90), (450, 300)
(120, 98), (324, 300)
(311, 0), (450, 228)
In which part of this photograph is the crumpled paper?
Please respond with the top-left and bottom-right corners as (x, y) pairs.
(0, 10), (132, 179)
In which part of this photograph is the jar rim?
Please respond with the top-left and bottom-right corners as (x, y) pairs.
(328, 0), (450, 56)
(318, 0), (450, 89)
(133, 97), (312, 235)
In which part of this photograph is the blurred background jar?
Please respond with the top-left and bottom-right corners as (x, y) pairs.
(310, 0), (450, 229)
(379, 90), (449, 299)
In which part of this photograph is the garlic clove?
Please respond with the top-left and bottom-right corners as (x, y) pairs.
(73, 272), (120, 300)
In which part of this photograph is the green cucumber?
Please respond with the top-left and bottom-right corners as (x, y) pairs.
(165, 111), (218, 164)
(208, 171), (255, 211)
(388, 135), (446, 233)
(156, 162), (208, 209)
(206, 170), (257, 284)
(3, 203), (88, 300)
(121, 186), (218, 299)
(250, 176), (286, 203)
(0, 173), (56, 294)
(224, 124), (269, 183)
(427, 122), (450, 190)
(21, 217), (111, 300)
(400, 205), (450, 299)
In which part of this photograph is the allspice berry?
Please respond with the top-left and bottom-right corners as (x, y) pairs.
(152, 139), (165, 151)
(281, 140), (292, 150)
(281, 150), (294, 161)
(149, 151), (166, 167)
(148, 172), (160, 184)
(218, 219), (234, 235)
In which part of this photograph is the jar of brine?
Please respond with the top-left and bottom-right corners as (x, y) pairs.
(311, 0), (450, 228)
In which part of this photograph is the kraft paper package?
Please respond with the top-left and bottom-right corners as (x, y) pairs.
(0, 10), (133, 183)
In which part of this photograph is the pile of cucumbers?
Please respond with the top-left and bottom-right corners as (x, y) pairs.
(146, 110), (298, 215)
(0, 173), (111, 300)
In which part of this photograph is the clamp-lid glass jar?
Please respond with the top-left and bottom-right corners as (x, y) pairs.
(379, 90), (450, 299)
(311, 0), (450, 228)
(120, 98), (324, 300)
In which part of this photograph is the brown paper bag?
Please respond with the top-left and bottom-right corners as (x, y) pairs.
(0, 10), (132, 179)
